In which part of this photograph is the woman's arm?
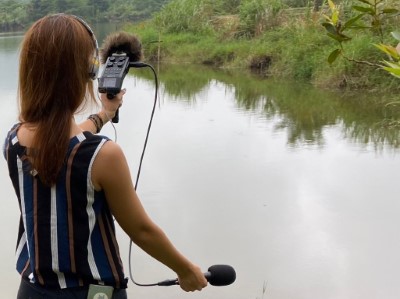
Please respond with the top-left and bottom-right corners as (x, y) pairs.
(91, 141), (207, 292)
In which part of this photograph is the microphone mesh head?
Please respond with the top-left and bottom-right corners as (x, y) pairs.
(208, 265), (236, 286)
(100, 32), (143, 64)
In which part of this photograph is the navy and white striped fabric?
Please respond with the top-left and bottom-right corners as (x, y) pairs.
(3, 124), (128, 289)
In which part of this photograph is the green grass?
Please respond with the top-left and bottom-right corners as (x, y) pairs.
(124, 10), (400, 91)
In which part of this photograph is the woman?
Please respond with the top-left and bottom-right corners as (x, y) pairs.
(3, 13), (207, 299)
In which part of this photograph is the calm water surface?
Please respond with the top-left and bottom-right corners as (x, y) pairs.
(1, 34), (400, 299)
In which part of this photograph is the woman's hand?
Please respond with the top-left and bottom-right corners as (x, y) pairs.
(80, 89), (126, 133)
(177, 263), (208, 292)
(99, 88), (126, 121)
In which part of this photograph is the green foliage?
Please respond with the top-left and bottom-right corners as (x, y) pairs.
(152, 0), (287, 38)
(134, 7), (400, 89)
(322, 0), (399, 65)
(259, 21), (335, 80)
(0, 0), (28, 31)
(375, 31), (400, 78)
(103, 0), (170, 23)
(153, 0), (216, 34)
(283, 0), (309, 8)
(0, 0), (171, 30)
(238, 0), (273, 38)
(5, 0), (400, 88)
(25, 0), (92, 21)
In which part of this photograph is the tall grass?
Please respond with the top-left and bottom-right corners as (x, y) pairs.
(125, 0), (400, 90)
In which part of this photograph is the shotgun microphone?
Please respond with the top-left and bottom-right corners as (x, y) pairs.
(98, 31), (143, 123)
(156, 265), (236, 287)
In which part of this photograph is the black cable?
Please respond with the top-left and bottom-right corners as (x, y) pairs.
(128, 62), (161, 287)
(133, 63), (158, 190)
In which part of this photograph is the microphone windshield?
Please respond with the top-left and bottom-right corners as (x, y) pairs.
(99, 32), (142, 64)
(207, 265), (236, 286)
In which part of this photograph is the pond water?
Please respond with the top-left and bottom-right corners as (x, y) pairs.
(1, 31), (400, 299)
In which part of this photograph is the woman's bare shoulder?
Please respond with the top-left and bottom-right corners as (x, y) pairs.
(92, 139), (131, 190)
(99, 139), (124, 157)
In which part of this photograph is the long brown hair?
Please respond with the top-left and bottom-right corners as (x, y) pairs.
(19, 14), (97, 185)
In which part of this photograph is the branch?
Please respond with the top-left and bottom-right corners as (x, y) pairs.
(342, 55), (382, 67)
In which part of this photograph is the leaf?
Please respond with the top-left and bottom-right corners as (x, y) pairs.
(383, 61), (400, 69)
(328, 49), (341, 64)
(352, 5), (374, 13)
(321, 22), (337, 35)
(375, 43), (400, 59)
(349, 25), (372, 30)
(356, 0), (373, 6)
(382, 66), (400, 78)
(382, 8), (399, 14)
(322, 14), (332, 22)
(328, 0), (335, 11)
(391, 32), (400, 41)
(332, 10), (339, 25)
(326, 32), (340, 42)
(343, 14), (364, 30)
(327, 32), (351, 43)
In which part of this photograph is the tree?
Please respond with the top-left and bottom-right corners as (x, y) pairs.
(40, 0), (56, 14)
(29, 0), (43, 21)
(0, 0), (173, 30)
(0, 0), (28, 31)
(57, 0), (68, 11)
(87, 0), (109, 12)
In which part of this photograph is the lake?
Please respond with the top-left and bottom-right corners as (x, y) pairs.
(1, 30), (400, 299)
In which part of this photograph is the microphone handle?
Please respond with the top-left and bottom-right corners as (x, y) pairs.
(112, 107), (119, 123)
(204, 272), (211, 280)
(107, 93), (120, 123)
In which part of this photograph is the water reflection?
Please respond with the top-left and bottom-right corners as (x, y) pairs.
(0, 34), (23, 51)
(0, 35), (22, 95)
(136, 64), (400, 150)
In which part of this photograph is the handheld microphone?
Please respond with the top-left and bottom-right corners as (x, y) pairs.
(156, 265), (236, 287)
(98, 32), (143, 123)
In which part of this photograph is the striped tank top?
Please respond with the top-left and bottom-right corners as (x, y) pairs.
(3, 123), (128, 289)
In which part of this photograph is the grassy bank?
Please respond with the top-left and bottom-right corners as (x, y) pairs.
(124, 4), (400, 92)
